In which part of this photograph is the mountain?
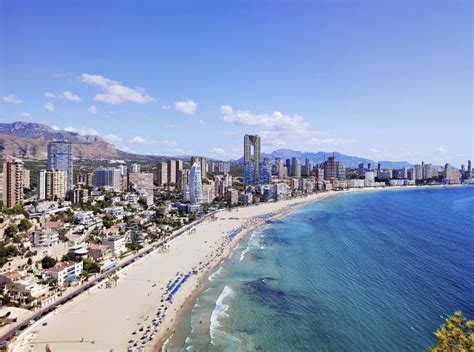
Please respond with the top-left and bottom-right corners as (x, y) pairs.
(0, 121), (162, 161)
(235, 148), (412, 169)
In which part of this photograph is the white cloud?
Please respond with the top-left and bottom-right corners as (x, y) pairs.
(88, 105), (98, 114)
(437, 145), (447, 154)
(199, 119), (204, 124)
(162, 105), (171, 110)
(20, 112), (31, 118)
(174, 100), (197, 115)
(44, 102), (55, 112)
(128, 136), (147, 144)
(162, 140), (177, 146)
(103, 133), (122, 142)
(220, 105), (308, 131)
(62, 90), (81, 102)
(3, 94), (22, 104)
(309, 137), (359, 146)
(211, 147), (226, 155)
(44, 92), (56, 99)
(62, 126), (98, 136)
(81, 73), (155, 104)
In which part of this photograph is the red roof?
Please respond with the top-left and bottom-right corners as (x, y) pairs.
(46, 261), (78, 273)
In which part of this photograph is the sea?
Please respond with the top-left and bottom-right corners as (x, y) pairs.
(164, 186), (474, 351)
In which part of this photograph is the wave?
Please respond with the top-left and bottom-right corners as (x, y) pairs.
(210, 285), (233, 344)
(240, 247), (250, 262)
(208, 266), (223, 282)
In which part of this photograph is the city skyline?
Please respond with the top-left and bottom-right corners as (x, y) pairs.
(1, 1), (472, 166)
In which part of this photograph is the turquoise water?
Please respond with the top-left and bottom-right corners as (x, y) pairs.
(165, 187), (474, 351)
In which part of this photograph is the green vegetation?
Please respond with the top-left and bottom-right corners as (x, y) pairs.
(18, 218), (33, 232)
(0, 243), (21, 267)
(430, 311), (474, 352)
(82, 257), (100, 274)
(41, 256), (57, 269)
(4, 224), (19, 238)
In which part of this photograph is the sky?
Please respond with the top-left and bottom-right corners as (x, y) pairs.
(1, 0), (472, 166)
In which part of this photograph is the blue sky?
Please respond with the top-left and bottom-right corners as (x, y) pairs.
(1, 0), (472, 166)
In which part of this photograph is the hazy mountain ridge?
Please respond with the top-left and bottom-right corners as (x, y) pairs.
(0, 121), (164, 161)
(236, 148), (412, 169)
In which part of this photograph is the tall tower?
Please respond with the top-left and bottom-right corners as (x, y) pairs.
(47, 141), (73, 191)
(2, 157), (24, 208)
(188, 162), (203, 205)
(244, 134), (261, 184)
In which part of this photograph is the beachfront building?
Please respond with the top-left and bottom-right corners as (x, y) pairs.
(47, 141), (73, 191)
(225, 188), (239, 205)
(259, 158), (272, 184)
(188, 162), (203, 205)
(244, 134), (261, 184)
(44, 261), (83, 285)
(102, 235), (127, 257)
(88, 244), (113, 262)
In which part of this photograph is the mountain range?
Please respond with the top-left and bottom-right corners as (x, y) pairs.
(0, 122), (412, 168)
(0, 121), (160, 161)
(236, 149), (412, 169)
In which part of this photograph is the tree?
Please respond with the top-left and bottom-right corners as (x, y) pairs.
(430, 310), (474, 352)
(27, 257), (33, 266)
(82, 258), (100, 274)
(4, 224), (18, 238)
(18, 218), (33, 232)
(41, 256), (57, 269)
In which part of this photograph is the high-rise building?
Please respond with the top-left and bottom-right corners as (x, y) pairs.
(292, 158), (302, 179)
(244, 135), (261, 184)
(157, 161), (168, 186)
(467, 160), (472, 179)
(358, 163), (364, 176)
(177, 168), (189, 191)
(259, 158), (272, 184)
(40, 169), (67, 200)
(2, 157), (24, 208)
(77, 172), (93, 186)
(322, 156), (345, 181)
(275, 158), (285, 179)
(23, 169), (30, 189)
(188, 162), (203, 205)
(167, 159), (177, 184)
(130, 163), (140, 173)
(47, 141), (73, 191)
(304, 158), (312, 177)
(190, 156), (208, 180)
(285, 159), (291, 176)
(93, 167), (121, 192)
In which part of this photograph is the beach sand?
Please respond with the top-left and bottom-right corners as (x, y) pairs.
(13, 192), (336, 352)
(12, 185), (457, 352)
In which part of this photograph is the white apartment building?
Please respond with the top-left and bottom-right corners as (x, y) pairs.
(45, 261), (83, 285)
(32, 228), (59, 247)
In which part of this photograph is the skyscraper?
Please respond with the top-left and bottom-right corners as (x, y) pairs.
(259, 158), (272, 184)
(47, 141), (73, 191)
(37, 169), (67, 201)
(2, 156), (24, 208)
(468, 160), (472, 179)
(322, 156), (345, 181)
(167, 159), (177, 184)
(244, 135), (261, 184)
(130, 163), (140, 173)
(188, 162), (203, 205)
(93, 167), (121, 192)
(285, 159), (291, 176)
(190, 156), (208, 180)
(157, 161), (168, 186)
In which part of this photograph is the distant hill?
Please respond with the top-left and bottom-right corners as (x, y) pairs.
(235, 148), (412, 169)
(0, 121), (163, 161)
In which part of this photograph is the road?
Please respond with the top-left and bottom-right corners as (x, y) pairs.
(0, 212), (216, 346)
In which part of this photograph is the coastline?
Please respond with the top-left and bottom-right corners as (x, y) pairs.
(11, 184), (468, 351)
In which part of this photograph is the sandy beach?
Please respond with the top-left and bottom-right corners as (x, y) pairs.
(11, 185), (462, 352)
(12, 191), (338, 352)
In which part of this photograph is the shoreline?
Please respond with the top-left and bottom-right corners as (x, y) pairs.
(11, 184), (469, 351)
(154, 184), (470, 351)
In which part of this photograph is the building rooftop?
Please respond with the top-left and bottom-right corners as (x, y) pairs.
(46, 261), (78, 273)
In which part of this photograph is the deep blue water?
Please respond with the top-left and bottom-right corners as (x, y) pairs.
(165, 187), (474, 351)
